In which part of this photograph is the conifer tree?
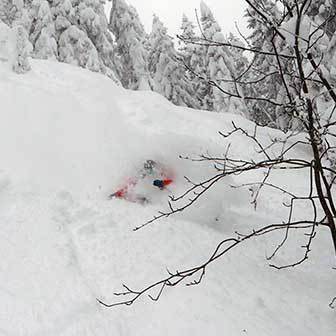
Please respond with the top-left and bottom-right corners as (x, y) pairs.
(48, 0), (119, 81)
(58, 24), (100, 72)
(0, 1), (15, 25)
(178, 14), (206, 109)
(0, 1), (32, 73)
(51, 0), (76, 37)
(109, 0), (152, 90)
(149, 14), (197, 107)
(11, 23), (32, 73)
(77, 0), (117, 79)
(0, 0), (27, 26)
(225, 32), (249, 115)
(29, 0), (57, 59)
(178, 14), (196, 69)
(243, 0), (283, 126)
(244, 0), (334, 128)
(0, 21), (12, 62)
(200, 1), (238, 113)
(306, 0), (336, 38)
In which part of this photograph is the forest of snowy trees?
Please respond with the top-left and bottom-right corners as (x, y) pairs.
(1, 0), (336, 129)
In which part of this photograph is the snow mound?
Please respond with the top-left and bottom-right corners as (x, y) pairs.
(0, 60), (334, 335)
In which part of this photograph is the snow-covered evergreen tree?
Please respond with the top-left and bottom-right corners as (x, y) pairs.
(305, 1), (336, 90)
(243, 0), (284, 126)
(200, 1), (245, 113)
(225, 32), (250, 115)
(178, 14), (206, 109)
(10, 23), (32, 73)
(306, 0), (336, 38)
(77, 0), (118, 79)
(58, 25), (100, 72)
(46, 0), (118, 81)
(0, 1), (32, 73)
(0, 0), (26, 26)
(0, 1), (14, 25)
(109, 0), (151, 90)
(326, 34), (336, 83)
(243, 0), (333, 129)
(0, 21), (11, 61)
(149, 14), (197, 107)
(29, 0), (57, 59)
(227, 33), (248, 79)
(51, 0), (76, 36)
(178, 14), (196, 68)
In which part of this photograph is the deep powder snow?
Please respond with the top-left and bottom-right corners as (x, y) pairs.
(0, 59), (334, 335)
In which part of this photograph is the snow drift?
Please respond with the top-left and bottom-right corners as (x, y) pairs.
(0, 59), (334, 335)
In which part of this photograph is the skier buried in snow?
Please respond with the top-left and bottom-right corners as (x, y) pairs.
(109, 160), (173, 203)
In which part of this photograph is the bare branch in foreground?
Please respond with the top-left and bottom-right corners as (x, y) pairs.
(97, 220), (320, 308)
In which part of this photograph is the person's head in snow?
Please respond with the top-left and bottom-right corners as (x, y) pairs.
(142, 159), (157, 176)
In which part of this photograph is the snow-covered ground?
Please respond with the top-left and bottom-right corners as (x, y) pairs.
(0, 59), (334, 335)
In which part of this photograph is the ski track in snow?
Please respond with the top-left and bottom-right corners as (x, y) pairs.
(0, 60), (335, 335)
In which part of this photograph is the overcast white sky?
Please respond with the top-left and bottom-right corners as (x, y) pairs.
(105, 0), (248, 37)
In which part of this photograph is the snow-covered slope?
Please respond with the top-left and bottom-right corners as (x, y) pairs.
(0, 60), (334, 335)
